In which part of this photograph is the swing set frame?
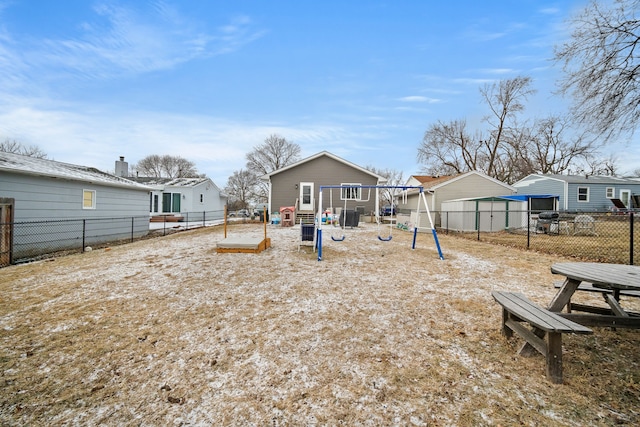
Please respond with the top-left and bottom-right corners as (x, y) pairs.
(315, 185), (444, 261)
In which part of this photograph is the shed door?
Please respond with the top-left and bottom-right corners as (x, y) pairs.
(0, 200), (13, 267)
(299, 182), (314, 211)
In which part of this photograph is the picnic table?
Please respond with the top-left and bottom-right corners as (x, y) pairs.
(492, 262), (640, 383)
(549, 262), (640, 328)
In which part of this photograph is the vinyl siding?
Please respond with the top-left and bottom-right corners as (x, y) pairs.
(0, 171), (149, 221)
(270, 155), (379, 214)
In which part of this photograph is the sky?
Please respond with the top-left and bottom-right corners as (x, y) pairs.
(0, 0), (637, 187)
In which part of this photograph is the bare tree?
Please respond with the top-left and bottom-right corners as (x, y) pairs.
(417, 77), (613, 183)
(133, 154), (200, 178)
(0, 139), (48, 158)
(417, 119), (484, 176)
(245, 134), (301, 202)
(555, 0), (640, 140)
(224, 169), (259, 209)
(480, 76), (536, 181)
(514, 115), (595, 175)
(366, 166), (404, 211)
(246, 134), (301, 176)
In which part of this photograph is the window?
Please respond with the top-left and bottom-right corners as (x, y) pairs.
(162, 192), (181, 213)
(577, 187), (589, 202)
(606, 187), (615, 199)
(82, 189), (96, 209)
(340, 183), (362, 200)
(200, 194), (204, 203)
(153, 194), (159, 212)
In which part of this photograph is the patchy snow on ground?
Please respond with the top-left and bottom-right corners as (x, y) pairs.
(1, 222), (639, 426)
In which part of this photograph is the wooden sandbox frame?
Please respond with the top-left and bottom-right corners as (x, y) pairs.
(216, 206), (271, 254)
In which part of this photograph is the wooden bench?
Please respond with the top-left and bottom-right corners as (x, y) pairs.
(492, 291), (592, 384)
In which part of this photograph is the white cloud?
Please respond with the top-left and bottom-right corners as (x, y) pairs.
(397, 96), (440, 103)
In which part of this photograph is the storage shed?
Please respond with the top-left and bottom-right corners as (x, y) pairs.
(440, 195), (558, 232)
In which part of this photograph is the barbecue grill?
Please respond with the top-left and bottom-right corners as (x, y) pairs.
(536, 211), (559, 234)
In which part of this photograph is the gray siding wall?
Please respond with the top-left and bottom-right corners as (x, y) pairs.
(0, 172), (149, 221)
(514, 178), (565, 208)
(1, 172), (151, 261)
(270, 156), (379, 214)
(433, 175), (514, 211)
(567, 183), (640, 211)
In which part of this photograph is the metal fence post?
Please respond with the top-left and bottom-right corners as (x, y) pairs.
(476, 211), (480, 241)
(203, 211), (206, 227)
(631, 212), (635, 266)
(131, 217), (134, 243)
(82, 219), (86, 252)
(527, 210), (531, 249)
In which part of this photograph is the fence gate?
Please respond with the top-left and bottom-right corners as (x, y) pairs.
(0, 198), (14, 267)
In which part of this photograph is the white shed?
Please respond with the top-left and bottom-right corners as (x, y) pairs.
(440, 195), (558, 232)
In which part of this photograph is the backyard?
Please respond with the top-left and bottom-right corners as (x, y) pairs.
(1, 222), (639, 425)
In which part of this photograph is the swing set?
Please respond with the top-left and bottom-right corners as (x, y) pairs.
(315, 185), (444, 261)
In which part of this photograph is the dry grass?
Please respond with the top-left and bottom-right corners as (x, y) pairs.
(1, 223), (640, 426)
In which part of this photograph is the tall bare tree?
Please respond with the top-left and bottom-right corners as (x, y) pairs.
(246, 134), (301, 176)
(511, 115), (595, 176)
(555, 0), (640, 140)
(133, 154), (200, 178)
(245, 134), (301, 202)
(224, 169), (259, 209)
(480, 76), (536, 182)
(417, 77), (612, 183)
(0, 139), (48, 158)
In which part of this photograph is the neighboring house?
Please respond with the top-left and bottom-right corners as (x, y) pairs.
(129, 177), (227, 217)
(260, 151), (387, 222)
(397, 171), (517, 226)
(0, 151), (152, 264)
(513, 174), (640, 212)
(119, 157), (227, 217)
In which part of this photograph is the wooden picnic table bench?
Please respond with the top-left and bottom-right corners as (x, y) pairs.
(492, 291), (593, 384)
(553, 280), (640, 314)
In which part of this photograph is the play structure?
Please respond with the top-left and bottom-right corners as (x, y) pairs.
(315, 185), (444, 261)
(216, 206), (271, 254)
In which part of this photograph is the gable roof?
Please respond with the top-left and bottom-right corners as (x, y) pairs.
(261, 151), (387, 182)
(407, 171), (515, 192)
(0, 151), (151, 191)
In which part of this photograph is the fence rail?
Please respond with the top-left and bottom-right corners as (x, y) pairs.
(0, 210), (226, 266)
(437, 210), (638, 265)
(3, 208), (637, 267)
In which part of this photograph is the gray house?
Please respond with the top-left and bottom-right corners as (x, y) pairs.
(0, 151), (152, 264)
(513, 174), (640, 212)
(397, 171), (517, 227)
(261, 151), (386, 223)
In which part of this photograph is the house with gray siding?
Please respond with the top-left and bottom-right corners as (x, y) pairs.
(261, 151), (386, 223)
(513, 174), (640, 212)
(0, 151), (152, 264)
(398, 171), (516, 227)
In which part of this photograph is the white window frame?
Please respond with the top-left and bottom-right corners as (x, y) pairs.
(340, 183), (362, 201)
(82, 189), (96, 209)
(605, 187), (615, 199)
(577, 186), (589, 203)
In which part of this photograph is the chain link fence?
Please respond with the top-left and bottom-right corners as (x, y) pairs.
(1, 210), (226, 266)
(439, 210), (639, 265)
